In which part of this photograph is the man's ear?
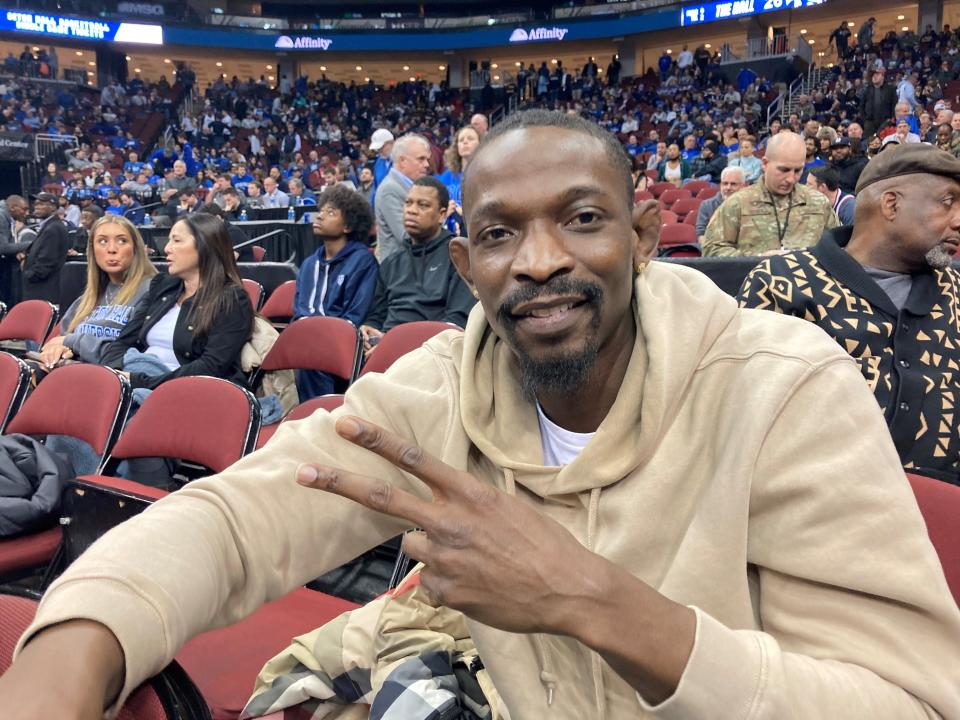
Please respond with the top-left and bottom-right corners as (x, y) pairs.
(879, 189), (900, 221)
(448, 235), (472, 288)
(631, 199), (660, 265)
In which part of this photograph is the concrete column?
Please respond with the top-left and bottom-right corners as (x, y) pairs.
(919, 0), (943, 32)
(615, 40), (637, 78)
(447, 54), (467, 89)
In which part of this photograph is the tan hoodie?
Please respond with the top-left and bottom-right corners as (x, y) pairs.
(20, 261), (960, 719)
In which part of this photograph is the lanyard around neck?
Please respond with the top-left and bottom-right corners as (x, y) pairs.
(766, 187), (794, 246)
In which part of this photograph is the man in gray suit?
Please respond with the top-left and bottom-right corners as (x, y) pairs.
(374, 134), (431, 261)
(696, 166), (745, 243)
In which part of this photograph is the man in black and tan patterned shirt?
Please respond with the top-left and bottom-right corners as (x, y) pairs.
(738, 144), (960, 485)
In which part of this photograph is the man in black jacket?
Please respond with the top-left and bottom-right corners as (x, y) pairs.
(859, 68), (897, 138)
(21, 192), (68, 305)
(828, 137), (868, 195)
(360, 177), (475, 353)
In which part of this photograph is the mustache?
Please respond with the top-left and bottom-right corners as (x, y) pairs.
(497, 277), (604, 324)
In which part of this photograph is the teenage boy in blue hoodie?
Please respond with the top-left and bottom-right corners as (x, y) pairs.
(294, 185), (378, 399)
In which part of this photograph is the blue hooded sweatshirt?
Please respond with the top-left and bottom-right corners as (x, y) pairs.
(293, 240), (379, 326)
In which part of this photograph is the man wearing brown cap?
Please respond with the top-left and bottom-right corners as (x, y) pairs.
(738, 144), (960, 483)
(20, 191), (69, 305)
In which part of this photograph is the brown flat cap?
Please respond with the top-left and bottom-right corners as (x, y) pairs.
(856, 142), (960, 193)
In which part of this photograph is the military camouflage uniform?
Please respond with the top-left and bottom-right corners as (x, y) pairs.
(702, 181), (839, 257)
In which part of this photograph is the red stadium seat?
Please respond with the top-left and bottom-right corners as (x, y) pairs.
(659, 188), (692, 209)
(671, 198), (702, 221)
(684, 211), (699, 226)
(648, 181), (675, 198)
(260, 316), (362, 385)
(684, 180), (714, 195)
(697, 187), (720, 200)
(0, 301), (58, 346)
(0, 591), (210, 720)
(906, 472), (960, 606)
(0, 365), (131, 582)
(360, 321), (458, 376)
(241, 279), (264, 312)
(0, 352), (31, 432)
(644, 169), (659, 182)
(260, 280), (296, 326)
(658, 223), (701, 258)
(634, 189), (654, 202)
(98, 376), (261, 476)
(251, 246), (266, 262)
(256, 393), (344, 449)
(659, 210), (678, 225)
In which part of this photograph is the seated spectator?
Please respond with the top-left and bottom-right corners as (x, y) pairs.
(175, 189), (202, 217)
(726, 136), (762, 183)
(102, 213), (253, 392)
(70, 203), (103, 256)
(261, 176), (289, 208)
(119, 192), (145, 225)
(657, 143), (691, 188)
(436, 125), (481, 226)
(294, 187), (378, 399)
(739, 144), (960, 483)
(58, 195), (80, 228)
(696, 166), (746, 242)
(220, 187), (246, 220)
(807, 166), (856, 226)
(39, 162), (61, 189)
(287, 178), (316, 206)
(104, 193), (123, 216)
(245, 181), (266, 209)
(646, 141), (667, 171)
(690, 140), (726, 184)
(38, 215), (156, 368)
(829, 137), (869, 194)
(361, 177), (473, 350)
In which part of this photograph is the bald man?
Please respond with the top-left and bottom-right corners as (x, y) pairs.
(703, 131), (839, 257)
(470, 113), (489, 136)
(738, 144), (960, 483)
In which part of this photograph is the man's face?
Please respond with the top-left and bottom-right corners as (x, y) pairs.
(247, 184), (261, 197)
(312, 202), (348, 240)
(395, 141), (430, 181)
(121, 194), (132, 206)
(264, 178), (277, 193)
(893, 176), (960, 270)
(80, 209), (96, 229)
(667, 144), (680, 160)
(720, 173), (745, 198)
(872, 71), (884, 86)
(322, 170), (336, 186)
(763, 141), (806, 196)
(455, 126), (646, 399)
(847, 123), (863, 139)
(656, 142), (667, 156)
(683, 135), (696, 149)
(895, 104), (910, 120)
(470, 114), (488, 135)
(173, 161), (186, 177)
(360, 167), (373, 184)
(938, 125), (953, 144)
(805, 137), (817, 157)
(648, 130), (658, 142)
(804, 120), (820, 138)
(739, 140), (754, 157)
(33, 199), (55, 219)
(403, 185), (445, 241)
(832, 144), (850, 160)
(224, 193), (240, 211)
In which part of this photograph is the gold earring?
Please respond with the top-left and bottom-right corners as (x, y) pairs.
(635, 261), (646, 274)
(472, 288), (480, 299)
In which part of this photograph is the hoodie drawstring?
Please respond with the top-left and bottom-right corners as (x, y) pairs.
(505, 468), (559, 707)
(509, 465), (606, 715)
(587, 487), (606, 720)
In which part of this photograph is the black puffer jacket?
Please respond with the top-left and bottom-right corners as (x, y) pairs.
(0, 434), (74, 537)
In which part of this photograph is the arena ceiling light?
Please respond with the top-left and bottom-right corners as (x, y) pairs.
(514, 61), (521, 66)
(491, 63), (498, 68)
(75, 50), (82, 55)
(704, 43), (711, 48)
(897, 15), (905, 20)
(807, 39), (815, 44)
(266, 64), (273, 69)
(402, 65), (409, 70)
(847, 21), (855, 26)
(163, 58), (170, 63)
(320, 65), (327, 71)
(409, 76), (415, 81)
(800, 29), (807, 34)
(439, 65), (446, 70)
(355, 65), (362, 71)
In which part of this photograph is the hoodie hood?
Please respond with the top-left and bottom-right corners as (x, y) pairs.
(318, 239), (371, 268)
(454, 261), (740, 498)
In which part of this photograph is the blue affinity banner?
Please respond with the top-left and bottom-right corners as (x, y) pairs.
(0, 9), (163, 44)
(681, 0), (828, 27)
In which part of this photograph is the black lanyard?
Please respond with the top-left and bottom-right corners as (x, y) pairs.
(766, 188), (794, 246)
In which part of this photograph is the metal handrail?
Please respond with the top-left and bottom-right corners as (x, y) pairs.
(233, 228), (297, 264)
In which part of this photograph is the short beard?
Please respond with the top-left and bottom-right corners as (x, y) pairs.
(926, 243), (954, 270)
(496, 278), (604, 403)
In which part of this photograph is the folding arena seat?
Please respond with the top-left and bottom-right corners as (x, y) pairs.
(0, 300), (58, 348)
(0, 590), (211, 720)
(658, 223), (701, 258)
(658, 188), (692, 210)
(684, 179), (714, 196)
(0, 364), (131, 583)
(659, 210), (678, 226)
(0, 352), (31, 433)
(684, 210), (699, 226)
(634, 189), (654, 202)
(259, 280), (296, 327)
(257, 316), (362, 389)
(256, 393), (344, 449)
(697, 186), (720, 200)
(648, 181), (675, 198)
(241, 278), (265, 312)
(250, 246), (266, 262)
(906, 472), (960, 606)
(671, 197), (702, 222)
(360, 320), (458, 376)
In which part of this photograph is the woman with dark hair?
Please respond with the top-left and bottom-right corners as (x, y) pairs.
(101, 213), (253, 391)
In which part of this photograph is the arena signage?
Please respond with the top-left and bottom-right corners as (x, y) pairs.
(116, 2), (165, 17)
(681, 0), (828, 26)
(508, 26), (570, 43)
(274, 35), (333, 50)
(0, 131), (35, 161)
(0, 9), (163, 44)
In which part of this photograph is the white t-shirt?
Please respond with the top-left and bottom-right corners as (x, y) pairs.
(145, 305), (182, 371)
(536, 402), (595, 466)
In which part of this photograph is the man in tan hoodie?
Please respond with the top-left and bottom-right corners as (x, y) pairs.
(4, 110), (960, 719)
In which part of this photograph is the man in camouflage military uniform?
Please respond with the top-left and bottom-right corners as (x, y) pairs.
(703, 131), (839, 257)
